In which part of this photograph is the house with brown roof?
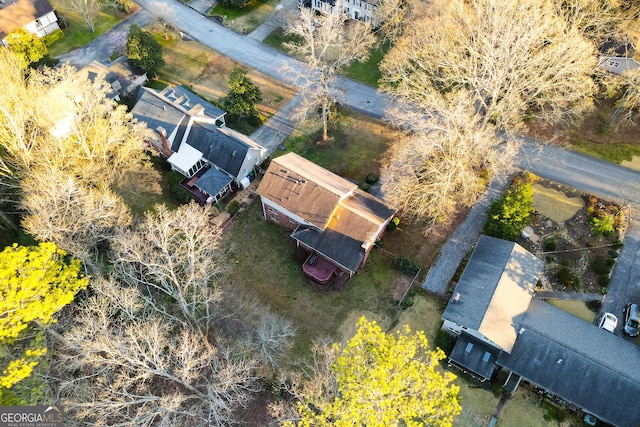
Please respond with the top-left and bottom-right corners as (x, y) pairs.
(0, 0), (59, 44)
(442, 235), (640, 427)
(256, 152), (395, 283)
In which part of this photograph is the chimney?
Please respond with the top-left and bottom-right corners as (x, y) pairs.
(155, 127), (172, 158)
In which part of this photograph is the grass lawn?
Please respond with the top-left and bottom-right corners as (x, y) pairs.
(209, 0), (280, 34)
(152, 26), (295, 135)
(278, 107), (400, 184)
(222, 202), (403, 355)
(47, 1), (126, 57)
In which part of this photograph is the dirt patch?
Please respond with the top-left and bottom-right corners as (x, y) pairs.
(519, 179), (626, 294)
(532, 184), (584, 223)
(621, 155), (640, 171)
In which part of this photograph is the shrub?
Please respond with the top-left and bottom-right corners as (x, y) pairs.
(542, 236), (557, 252)
(590, 213), (615, 236)
(167, 171), (192, 204)
(42, 29), (64, 46)
(392, 256), (419, 275)
(555, 267), (581, 290)
(365, 173), (379, 184)
(227, 200), (241, 216)
(590, 256), (613, 275)
(485, 176), (534, 241)
(386, 217), (400, 232)
(434, 327), (456, 355)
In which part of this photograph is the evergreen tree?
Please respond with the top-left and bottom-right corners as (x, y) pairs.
(126, 24), (164, 77)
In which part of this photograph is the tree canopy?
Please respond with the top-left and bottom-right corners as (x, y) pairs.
(0, 242), (87, 390)
(223, 67), (262, 120)
(126, 24), (164, 77)
(284, 318), (461, 427)
(5, 28), (48, 69)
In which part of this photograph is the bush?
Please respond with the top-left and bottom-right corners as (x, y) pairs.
(434, 327), (456, 356)
(484, 176), (534, 241)
(590, 256), (613, 275)
(542, 236), (557, 252)
(590, 213), (615, 236)
(386, 217), (400, 232)
(42, 29), (64, 46)
(392, 257), (419, 275)
(365, 173), (379, 184)
(167, 171), (192, 204)
(555, 267), (581, 290)
(227, 200), (241, 216)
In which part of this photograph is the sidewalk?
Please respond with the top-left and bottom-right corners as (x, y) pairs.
(247, 0), (298, 42)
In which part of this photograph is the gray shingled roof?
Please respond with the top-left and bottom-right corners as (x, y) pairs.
(194, 167), (232, 199)
(184, 122), (250, 178)
(131, 88), (187, 142)
(442, 235), (544, 352)
(497, 298), (640, 427)
(291, 226), (365, 274)
(449, 332), (499, 381)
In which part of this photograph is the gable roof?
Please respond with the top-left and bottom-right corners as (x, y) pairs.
(256, 153), (358, 229)
(497, 298), (640, 427)
(442, 235), (544, 353)
(75, 57), (146, 99)
(180, 121), (261, 179)
(0, 0), (53, 38)
(131, 87), (189, 143)
(259, 153), (395, 273)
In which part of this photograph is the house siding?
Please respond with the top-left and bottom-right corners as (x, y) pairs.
(23, 11), (59, 37)
(261, 198), (310, 230)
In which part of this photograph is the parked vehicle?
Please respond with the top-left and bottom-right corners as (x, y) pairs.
(598, 312), (618, 333)
(623, 303), (640, 337)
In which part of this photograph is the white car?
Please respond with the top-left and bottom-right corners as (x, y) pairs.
(598, 312), (618, 333)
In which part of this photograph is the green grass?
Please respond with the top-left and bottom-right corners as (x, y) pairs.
(47, 2), (122, 57)
(568, 136), (640, 164)
(209, 0), (280, 33)
(279, 107), (398, 183)
(262, 27), (299, 54)
(344, 41), (389, 87)
(223, 202), (401, 355)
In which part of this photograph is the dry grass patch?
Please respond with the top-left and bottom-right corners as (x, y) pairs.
(532, 184), (584, 223)
(154, 28), (294, 119)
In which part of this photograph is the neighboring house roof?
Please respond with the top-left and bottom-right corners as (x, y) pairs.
(179, 121), (263, 179)
(258, 153), (395, 273)
(596, 56), (640, 75)
(257, 152), (358, 229)
(442, 235), (544, 353)
(449, 332), (500, 381)
(194, 167), (233, 200)
(0, 0), (53, 38)
(497, 298), (640, 427)
(75, 57), (147, 100)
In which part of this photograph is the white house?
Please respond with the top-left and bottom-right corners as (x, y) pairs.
(308, 0), (380, 26)
(0, 0), (60, 44)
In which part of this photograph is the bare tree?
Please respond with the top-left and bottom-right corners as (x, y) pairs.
(283, 1), (376, 141)
(59, 0), (100, 32)
(380, 91), (518, 232)
(20, 168), (132, 268)
(150, 1), (177, 40)
(373, 0), (423, 45)
(54, 276), (261, 427)
(380, 0), (598, 132)
(112, 203), (228, 340)
(607, 68), (640, 129)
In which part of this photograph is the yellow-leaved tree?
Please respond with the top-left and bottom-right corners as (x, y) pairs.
(0, 242), (88, 398)
(283, 317), (461, 427)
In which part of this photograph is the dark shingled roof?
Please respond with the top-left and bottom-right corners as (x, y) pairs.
(498, 298), (640, 427)
(442, 235), (544, 352)
(131, 87), (187, 143)
(0, 0), (54, 38)
(183, 122), (251, 179)
(194, 167), (232, 199)
(449, 332), (499, 381)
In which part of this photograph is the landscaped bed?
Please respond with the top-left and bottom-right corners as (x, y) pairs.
(519, 178), (626, 295)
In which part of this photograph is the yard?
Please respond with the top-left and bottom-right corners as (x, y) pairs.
(209, 0), (280, 34)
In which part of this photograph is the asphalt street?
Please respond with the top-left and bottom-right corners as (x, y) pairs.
(55, 0), (640, 335)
